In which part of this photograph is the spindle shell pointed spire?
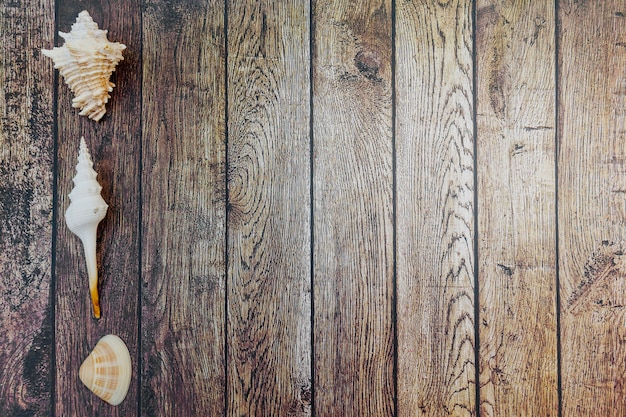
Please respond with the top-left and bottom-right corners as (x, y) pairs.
(65, 137), (108, 318)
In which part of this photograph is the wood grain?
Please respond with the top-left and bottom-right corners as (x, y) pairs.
(0, 0), (54, 416)
(54, 2), (141, 415)
(140, 0), (226, 415)
(312, 0), (394, 415)
(476, 1), (558, 416)
(395, 1), (475, 416)
(227, 1), (311, 416)
(559, 1), (626, 414)
(6, 2), (626, 414)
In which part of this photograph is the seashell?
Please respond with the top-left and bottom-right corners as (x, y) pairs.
(79, 334), (132, 406)
(65, 137), (108, 319)
(42, 10), (126, 121)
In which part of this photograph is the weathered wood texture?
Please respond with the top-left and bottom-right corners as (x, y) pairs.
(140, 0), (226, 415)
(54, 2), (142, 415)
(559, 1), (626, 415)
(396, 1), (475, 416)
(6, 1), (626, 416)
(0, 0), (54, 416)
(227, 1), (311, 416)
(312, 0), (395, 415)
(476, 1), (558, 416)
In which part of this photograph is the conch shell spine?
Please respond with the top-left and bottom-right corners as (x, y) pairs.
(79, 334), (132, 405)
(42, 11), (126, 121)
(65, 137), (108, 318)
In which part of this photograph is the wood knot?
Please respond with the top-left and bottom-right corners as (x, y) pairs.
(497, 263), (514, 276)
(300, 384), (311, 404)
(354, 50), (382, 82)
(567, 241), (626, 315)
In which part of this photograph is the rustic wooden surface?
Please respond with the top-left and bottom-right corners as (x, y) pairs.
(312, 0), (395, 415)
(54, 1), (142, 416)
(396, 1), (475, 416)
(559, 0), (626, 415)
(0, 1), (54, 416)
(141, 0), (226, 415)
(2, 1), (626, 416)
(476, 1), (558, 416)
(227, 1), (311, 415)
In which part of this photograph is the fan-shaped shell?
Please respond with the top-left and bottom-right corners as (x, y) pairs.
(66, 137), (108, 318)
(79, 334), (132, 406)
(42, 11), (125, 121)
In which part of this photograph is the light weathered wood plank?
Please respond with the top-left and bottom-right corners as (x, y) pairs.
(396, 1), (475, 416)
(476, 1), (558, 416)
(227, 1), (311, 416)
(313, 1), (394, 415)
(0, 1), (54, 416)
(141, 1), (226, 415)
(559, 1), (626, 414)
(54, 2), (141, 415)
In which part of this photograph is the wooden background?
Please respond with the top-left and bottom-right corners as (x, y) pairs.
(1, 0), (626, 416)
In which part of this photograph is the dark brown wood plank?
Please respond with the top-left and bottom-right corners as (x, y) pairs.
(140, 1), (226, 415)
(395, 1), (475, 416)
(54, 2), (141, 415)
(312, 1), (394, 415)
(227, 1), (311, 416)
(0, 1), (54, 415)
(476, 2), (558, 416)
(559, 1), (626, 414)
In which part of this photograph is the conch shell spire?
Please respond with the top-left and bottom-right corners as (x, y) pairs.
(42, 11), (126, 121)
(65, 137), (108, 318)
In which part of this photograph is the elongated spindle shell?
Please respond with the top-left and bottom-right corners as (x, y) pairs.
(65, 137), (108, 318)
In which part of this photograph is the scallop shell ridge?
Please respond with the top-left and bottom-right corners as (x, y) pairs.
(42, 11), (126, 121)
(79, 334), (132, 406)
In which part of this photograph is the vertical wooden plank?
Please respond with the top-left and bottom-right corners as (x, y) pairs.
(54, 2), (141, 415)
(476, 1), (558, 416)
(396, 1), (475, 416)
(141, 1), (226, 415)
(559, 1), (626, 414)
(0, 0), (54, 415)
(227, 1), (311, 416)
(313, 0), (394, 415)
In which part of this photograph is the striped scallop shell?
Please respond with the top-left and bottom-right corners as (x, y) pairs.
(79, 334), (132, 406)
(42, 11), (125, 121)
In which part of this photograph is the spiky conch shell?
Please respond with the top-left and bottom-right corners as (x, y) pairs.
(79, 334), (132, 406)
(42, 11), (126, 121)
(65, 137), (108, 318)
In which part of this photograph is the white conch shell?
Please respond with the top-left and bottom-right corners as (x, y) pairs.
(65, 137), (108, 318)
(42, 10), (126, 121)
(79, 334), (132, 406)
